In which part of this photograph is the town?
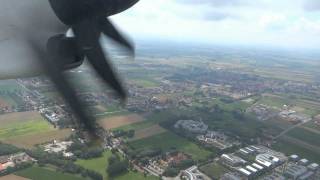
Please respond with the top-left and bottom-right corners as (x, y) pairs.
(0, 43), (319, 180)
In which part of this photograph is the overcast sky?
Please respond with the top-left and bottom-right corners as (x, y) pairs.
(111, 0), (320, 50)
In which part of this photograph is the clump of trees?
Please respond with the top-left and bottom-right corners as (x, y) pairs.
(0, 162), (33, 176)
(0, 143), (21, 156)
(163, 167), (179, 177)
(26, 149), (103, 180)
(67, 138), (104, 159)
(106, 153), (129, 177)
(163, 158), (195, 177)
(112, 129), (135, 138)
(73, 148), (104, 159)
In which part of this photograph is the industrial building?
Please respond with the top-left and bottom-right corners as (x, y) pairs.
(221, 154), (246, 167)
(255, 153), (280, 168)
(246, 165), (257, 173)
(284, 163), (308, 179)
(308, 163), (319, 171)
(299, 158), (309, 166)
(252, 163), (264, 170)
(298, 171), (314, 180)
(238, 168), (251, 177)
(290, 154), (299, 161)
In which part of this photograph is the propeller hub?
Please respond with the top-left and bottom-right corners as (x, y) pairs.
(49, 0), (139, 25)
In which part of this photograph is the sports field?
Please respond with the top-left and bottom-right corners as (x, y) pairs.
(98, 114), (145, 130)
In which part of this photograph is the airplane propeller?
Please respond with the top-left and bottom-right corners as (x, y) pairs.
(28, 0), (139, 134)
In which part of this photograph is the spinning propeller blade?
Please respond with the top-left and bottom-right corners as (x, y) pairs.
(31, 0), (138, 133)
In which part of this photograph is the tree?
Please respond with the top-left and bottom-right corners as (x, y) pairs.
(163, 167), (179, 177)
(107, 160), (129, 177)
(127, 130), (135, 138)
(0, 143), (20, 156)
(108, 154), (119, 165)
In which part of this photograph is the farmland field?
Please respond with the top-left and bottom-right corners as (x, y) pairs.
(257, 93), (320, 116)
(129, 131), (213, 161)
(131, 124), (167, 140)
(115, 171), (158, 180)
(3, 129), (72, 149)
(0, 111), (53, 140)
(0, 174), (30, 180)
(114, 119), (158, 131)
(98, 114), (145, 130)
(286, 127), (320, 147)
(76, 151), (157, 180)
(257, 94), (288, 108)
(272, 138), (320, 163)
(303, 120), (320, 132)
(15, 166), (86, 180)
(262, 118), (293, 136)
(130, 79), (160, 88)
(76, 151), (112, 179)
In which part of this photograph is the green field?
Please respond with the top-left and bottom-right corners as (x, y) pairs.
(286, 127), (320, 147)
(272, 139), (320, 163)
(95, 110), (131, 119)
(15, 166), (86, 180)
(0, 120), (52, 140)
(212, 98), (252, 112)
(114, 120), (158, 131)
(76, 151), (112, 179)
(131, 79), (160, 88)
(0, 112), (53, 140)
(261, 118), (293, 136)
(200, 162), (229, 179)
(257, 94), (320, 116)
(113, 111), (170, 132)
(304, 120), (320, 131)
(257, 95), (288, 108)
(114, 110), (178, 132)
(129, 131), (212, 161)
(115, 171), (158, 180)
(76, 151), (156, 180)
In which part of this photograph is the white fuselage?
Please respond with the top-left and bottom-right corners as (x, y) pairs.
(0, 0), (66, 79)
